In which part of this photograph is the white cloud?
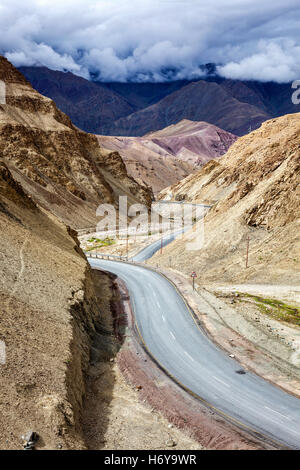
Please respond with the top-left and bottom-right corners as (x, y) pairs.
(6, 44), (83, 75)
(0, 0), (299, 82)
(218, 41), (300, 83)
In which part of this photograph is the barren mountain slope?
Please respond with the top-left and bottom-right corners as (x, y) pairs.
(97, 135), (194, 194)
(0, 57), (152, 229)
(19, 66), (137, 135)
(145, 120), (237, 164)
(155, 113), (300, 284)
(0, 57), (196, 451)
(97, 120), (236, 193)
(110, 80), (270, 137)
(0, 162), (104, 449)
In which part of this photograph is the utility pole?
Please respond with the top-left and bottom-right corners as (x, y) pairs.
(160, 237), (163, 255)
(191, 271), (197, 290)
(245, 235), (250, 269)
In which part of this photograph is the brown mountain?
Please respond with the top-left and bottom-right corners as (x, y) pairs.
(146, 120), (237, 165)
(110, 80), (271, 137)
(0, 57), (152, 230)
(98, 120), (237, 193)
(18, 66), (137, 135)
(156, 113), (300, 284)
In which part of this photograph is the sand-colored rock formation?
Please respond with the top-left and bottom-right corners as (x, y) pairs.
(98, 120), (236, 193)
(155, 114), (300, 284)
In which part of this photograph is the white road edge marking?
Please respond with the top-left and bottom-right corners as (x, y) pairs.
(213, 376), (230, 388)
(184, 351), (195, 362)
(264, 406), (291, 421)
(170, 331), (175, 340)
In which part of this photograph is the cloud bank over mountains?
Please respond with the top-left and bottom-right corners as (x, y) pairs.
(1, 0), (300, 83)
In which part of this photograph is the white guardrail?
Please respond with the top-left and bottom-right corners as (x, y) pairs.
(85, 251), (129, 262)
(84, 251), (152, 269)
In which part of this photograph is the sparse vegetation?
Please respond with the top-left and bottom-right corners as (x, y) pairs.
(238, 293), (300, 326)
(86, 237), (116, 251)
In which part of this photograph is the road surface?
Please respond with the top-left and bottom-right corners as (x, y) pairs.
(89, 260), (300, 449)
(132, 228), (184, 262)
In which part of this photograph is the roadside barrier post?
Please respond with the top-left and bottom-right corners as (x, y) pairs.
(191, 271), (197, 290)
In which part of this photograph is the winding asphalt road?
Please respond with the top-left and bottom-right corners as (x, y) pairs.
(88, 242), (300, 449)
(133, 201), (209, 262)
(132, 229), (184, 262)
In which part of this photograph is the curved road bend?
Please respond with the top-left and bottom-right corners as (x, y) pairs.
(89, 258), (300, 449)
(133, 202), (210, 262)
(132, 228), (183, 262)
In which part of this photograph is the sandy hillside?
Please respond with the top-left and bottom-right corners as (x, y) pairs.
(0, 56), (152, 230)
(0, 162), (106, 449)
(155, 113), (300, 285)
(97, 120), (236, 193)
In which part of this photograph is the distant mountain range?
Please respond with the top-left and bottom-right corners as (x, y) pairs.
(19, 66), (300, 137)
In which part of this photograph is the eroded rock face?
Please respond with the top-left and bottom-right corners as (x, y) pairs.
(146, 120), (237, 165)
(0, 56), (152, 229)
(0, 162), (105, 449)
(156, 113), (300, 284)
